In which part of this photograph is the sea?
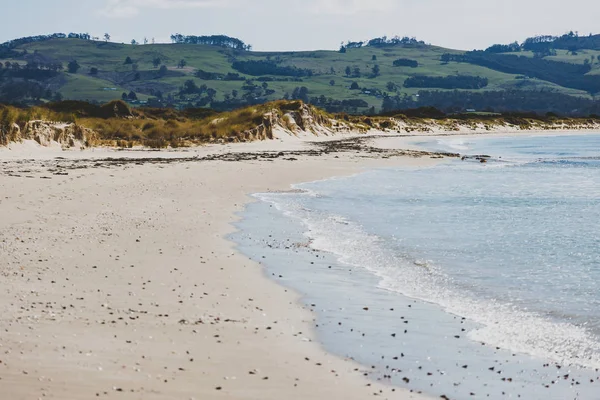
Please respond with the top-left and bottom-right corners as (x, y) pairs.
(231, 133), (600, 400)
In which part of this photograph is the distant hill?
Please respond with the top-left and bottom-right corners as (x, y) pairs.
(1, 32), (600, 115)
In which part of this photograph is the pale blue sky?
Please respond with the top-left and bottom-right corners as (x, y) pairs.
(2, 0), (599, 51)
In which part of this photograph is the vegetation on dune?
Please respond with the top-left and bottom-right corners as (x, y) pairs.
(2, 99), (328, 148)
(3, 99), (599, 150)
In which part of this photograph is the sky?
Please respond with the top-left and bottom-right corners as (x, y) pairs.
(1, 0), (599, 51)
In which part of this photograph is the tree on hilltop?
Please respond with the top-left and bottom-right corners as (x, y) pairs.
(104, 33), (111, 42)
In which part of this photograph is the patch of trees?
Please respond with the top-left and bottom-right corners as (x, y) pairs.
(179, 80), (215, 97)
(195, 69), (245, 81)
(339, 36), (426, 51)
(552, 33), (600, 51)
(440, 51), (600, 93)
(345, 66), (361, 78)
(177, 80), (218, 107)
(522, 32), (600, 52)
(360, 87), (384, 97)
(68, 33), (92, 40)
(366, 36), (426, 47)
(43, 100), (133, 119)
(210, 97), (265, 112)
(484, 42), (521, 53)
(404, 75), (488, 89)
(238, 80), (275, 99)
(291, 86), (309, 103)
(382, 89), (600, 116)
(0, 61), (62, 80)
(231, 60), (313, 77)
(346, 41), (364, 49)
(306, 95), (369, 113)
(521, 35), (558, 53)
(256, 76), (303, 82)
(483, 32), (600, 55)
(0, 80), (62, 104)
(67, 60), (81, 74)
(533, 48), (558, 58)
(0, 33), (92, 58)
(170, 34), (252, 51)
(1, 33), (66, 51)
(392, 58), (418, 68)
(210, 81), (274, 111)
(371, 65), (380, 77)
(122, 91), (138, 101)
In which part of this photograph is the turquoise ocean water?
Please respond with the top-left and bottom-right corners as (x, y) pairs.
(233, 133), (600, 399)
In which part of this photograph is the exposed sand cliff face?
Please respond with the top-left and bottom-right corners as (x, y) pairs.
(2, 103), (600, 150)
(1, 120), (97, 148)
(235, 104), (343, 142)
(230, 104), (600, 142)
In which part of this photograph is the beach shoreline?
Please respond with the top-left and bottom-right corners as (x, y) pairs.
(0, 137), (438, 399)
(2, 128), (599, 399)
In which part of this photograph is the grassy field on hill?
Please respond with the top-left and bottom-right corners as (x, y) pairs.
(2, 33), (600, 114)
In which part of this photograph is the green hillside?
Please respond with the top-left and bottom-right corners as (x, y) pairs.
(2, 33), (600, 115)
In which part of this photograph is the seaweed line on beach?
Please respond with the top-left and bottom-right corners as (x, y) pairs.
(0, 137), (459, 178)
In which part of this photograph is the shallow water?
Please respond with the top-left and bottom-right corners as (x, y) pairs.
(232, 133), (600, 399)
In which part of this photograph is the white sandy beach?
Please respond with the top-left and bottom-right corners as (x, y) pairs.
(0, 136), (437, 400)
